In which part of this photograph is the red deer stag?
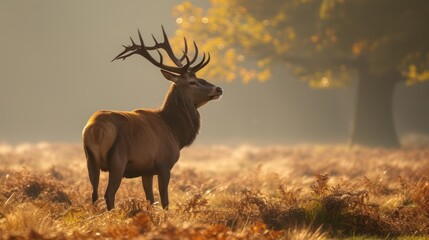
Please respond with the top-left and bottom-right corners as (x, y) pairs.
(82, 26), (222, 210)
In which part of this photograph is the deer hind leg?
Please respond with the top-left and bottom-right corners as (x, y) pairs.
(84, 146), (100, 203)
(142, 175), (155, 204)
(157, 169), (171, 210)
(104, 145), (126, 211)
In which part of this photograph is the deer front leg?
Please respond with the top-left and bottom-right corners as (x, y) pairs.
(142, 175), (155, 204)
(157, 170), (171, 210)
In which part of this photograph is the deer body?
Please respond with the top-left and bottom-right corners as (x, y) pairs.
(83, 27), (222, 210)
(84, 110), (179, 176)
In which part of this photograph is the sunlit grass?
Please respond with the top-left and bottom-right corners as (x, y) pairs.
(1, 143), (429, 239)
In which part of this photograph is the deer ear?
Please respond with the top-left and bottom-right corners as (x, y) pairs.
(161, 70), (180, 83)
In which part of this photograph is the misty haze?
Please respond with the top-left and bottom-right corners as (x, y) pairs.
(1, 1), (429, 239)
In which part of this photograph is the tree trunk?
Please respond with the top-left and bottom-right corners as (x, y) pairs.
(350, 65), (400, 148)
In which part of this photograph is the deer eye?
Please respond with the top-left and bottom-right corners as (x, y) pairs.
(189, 81), (198, 86)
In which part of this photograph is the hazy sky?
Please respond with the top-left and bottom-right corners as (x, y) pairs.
(1, 1), (428, 145)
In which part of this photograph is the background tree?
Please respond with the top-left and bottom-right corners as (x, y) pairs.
(172, 0), (429, 148)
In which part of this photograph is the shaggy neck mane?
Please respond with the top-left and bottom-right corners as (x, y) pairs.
(160, 84), (200, 149)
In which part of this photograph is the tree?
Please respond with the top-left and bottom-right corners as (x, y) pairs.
(172, 0), (429, 148)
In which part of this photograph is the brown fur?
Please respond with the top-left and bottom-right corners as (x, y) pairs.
(82, 82), (215, 210)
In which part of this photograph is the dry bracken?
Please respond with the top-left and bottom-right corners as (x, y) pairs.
(0, 143), (429, 239)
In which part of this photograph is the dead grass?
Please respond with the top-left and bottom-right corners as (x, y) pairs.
(0, 143), (429, 239)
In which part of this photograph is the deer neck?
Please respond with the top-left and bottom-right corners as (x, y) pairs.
(160, 84), (201, 149)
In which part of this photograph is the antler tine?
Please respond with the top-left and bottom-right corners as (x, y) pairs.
(183, 38), (188, 54)
(156, 49), (163, 65)
(111, 38), (139, 62)
(152, 34), (159, 45)
(198, 52), (211, 71)
(182, 50), (191, 69)
(160, 25), (184, 67)
(161, 25), (169, 44)
(130, 36), (136, 46)
(188, 40), (199, 65)
(179, 37), (189, 62)
(111, 48), (134, 62)
(189, 52), (207, 72)
(190, 52), (211, 72)
(138, 29), (145, 47)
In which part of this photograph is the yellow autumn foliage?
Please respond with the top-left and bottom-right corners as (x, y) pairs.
(172, 0), (429, 88)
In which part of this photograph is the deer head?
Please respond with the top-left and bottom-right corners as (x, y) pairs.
(112, 26), (222, 108)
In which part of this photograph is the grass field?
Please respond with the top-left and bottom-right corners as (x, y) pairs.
(1, 142), (429, 239)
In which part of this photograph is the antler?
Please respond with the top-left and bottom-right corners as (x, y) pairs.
(112, 25), (210, 74)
